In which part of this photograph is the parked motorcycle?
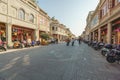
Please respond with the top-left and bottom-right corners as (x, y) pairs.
(101, 44), (113, 56)
(0, 41), (7, 52)
(106, 45), (120, 63)
(0, 46), (6, 51)
(88, 41), (92, 46)
(94, 42), (104, 50)
(91, 41), (97, 48)
(36, 40), (40, 45)
(31, 40), (35, 47)
(13, 41), (23, 48)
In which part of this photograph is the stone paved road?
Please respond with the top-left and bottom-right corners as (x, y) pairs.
(0, 42), (120, 80)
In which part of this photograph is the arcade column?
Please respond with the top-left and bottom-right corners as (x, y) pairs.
(6, 23), (12, 46)
(107, 22), (112, 44)
(34, 29), (39, 41)
(98, 28), (101, 42)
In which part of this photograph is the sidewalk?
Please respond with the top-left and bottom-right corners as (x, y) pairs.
(0, 46), (41, 54)
(0, 43), (63, 54)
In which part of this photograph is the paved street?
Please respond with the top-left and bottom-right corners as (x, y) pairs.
(0, 42), (120, 80)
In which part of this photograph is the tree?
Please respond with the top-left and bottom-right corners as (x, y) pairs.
(40, 33), (50, 45)
(40, 33), (49, 40)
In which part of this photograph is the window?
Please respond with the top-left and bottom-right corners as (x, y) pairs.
(112, 0), (115, 8)
(56, 27), (58, 31)
(40, 17), (44, 24)
(103, 5), (107, 16)
(102, 2), (108, 16)
(52, 27), (54, 30)
(118, 0), (120, 2)
(29, 14), (34, 23)
(18, 9), (25, 20)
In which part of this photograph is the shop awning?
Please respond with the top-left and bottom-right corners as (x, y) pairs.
(114, 28), (120, 32)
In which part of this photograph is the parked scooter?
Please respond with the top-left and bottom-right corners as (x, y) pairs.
(31, 40), (35, 47)
(13, 41), (23, 48)
(91, 41), (97, 48)
(0, 41), (7, 52)
(36, 40), (40, 45)
(94, 42), (104, 50)
(88, 41), (92, 46)
(106, 45), (120, 63)
(101, 44), (113, 56)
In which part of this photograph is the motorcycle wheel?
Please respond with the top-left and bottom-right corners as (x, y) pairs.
(106, 56), (116, 63)
(94, 47), (97, 50)
(0, 47), (6, 51)
(2, 47), (6, 51)
(101, 51), (106, 56)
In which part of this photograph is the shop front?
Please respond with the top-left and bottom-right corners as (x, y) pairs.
(12, 25), (34, 43)
(112, 18), (120, 44)
(100, 25), (107, 43)
(94, 29), (98, 41)
(90, 32), (93, 41)
(0, 23), (6, 42)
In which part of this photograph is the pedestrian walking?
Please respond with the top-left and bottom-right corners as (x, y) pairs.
(55, 38), (58, 44)
(71, 38), (75, 46)
(66, 38), (70, 46)
(78, 37), (81, 45)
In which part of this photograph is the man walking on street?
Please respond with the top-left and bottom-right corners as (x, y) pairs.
(66, 38), (70, 46)
(78, 37), (81, 45)
(71, 38), (75, 46)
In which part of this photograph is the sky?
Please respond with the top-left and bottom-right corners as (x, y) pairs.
(38, 0), (99, 36)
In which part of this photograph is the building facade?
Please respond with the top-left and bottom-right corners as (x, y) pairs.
(0, 0), (75, 47)
(37, 7), (50, 41)
(0, 0), (39, 46)
(50, 17), (73, 42)
(84, 11), (94, 41)
(98, 0), (120, 44)
(83, 0), (120, 44)
(0, 0), (53, 47)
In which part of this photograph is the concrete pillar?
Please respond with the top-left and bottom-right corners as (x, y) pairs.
(34, 29), (39, 41)
(107, 22), (112, 44)
(58, 35), (60, 42)
(57, 34), (59, 41)
(93, 32), (95, 41)
(6, 23), (12, 46)
(98, 28), (101, 42)
(89, 33), (91, 41)
(90, 33), (92, 41)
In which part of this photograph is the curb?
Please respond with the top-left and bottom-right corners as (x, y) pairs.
(0, 46), (41, 54)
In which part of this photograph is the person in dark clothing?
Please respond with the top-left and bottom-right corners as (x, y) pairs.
(55, 38), (58, 44)
(71, 38), (75, 46)
(66, 38), (70, 46)
(78, 37), (81, 45)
